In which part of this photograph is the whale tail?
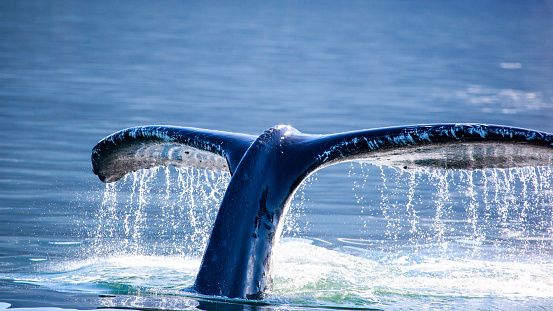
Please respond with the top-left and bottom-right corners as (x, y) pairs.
(92, 124), (553, 183)
(307, 124), (553, 171)
(91, 124), (553, 299)
(91, 125), (256, 182)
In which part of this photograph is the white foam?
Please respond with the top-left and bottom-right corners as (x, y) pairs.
(272, 240), (553, 301)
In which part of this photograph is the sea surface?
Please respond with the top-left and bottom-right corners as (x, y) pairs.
(1, 1), (553, 310)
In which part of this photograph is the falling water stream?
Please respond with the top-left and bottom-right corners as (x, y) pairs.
(6, 164), (553, 310)
(90, 167), (230, 258)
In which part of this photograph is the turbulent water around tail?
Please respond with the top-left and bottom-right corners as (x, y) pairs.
(7, 165), (553, 310)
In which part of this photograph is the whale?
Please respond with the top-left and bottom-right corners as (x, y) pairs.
(91, 123), (553, 299)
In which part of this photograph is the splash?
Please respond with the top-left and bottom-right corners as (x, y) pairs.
(8, 164), (553, 310)
(272, 239), (553, 309)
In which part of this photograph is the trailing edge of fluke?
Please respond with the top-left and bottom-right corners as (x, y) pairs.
(91, 123), (553, 299)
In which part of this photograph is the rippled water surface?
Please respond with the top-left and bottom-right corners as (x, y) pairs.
(1, 1), (553, 310)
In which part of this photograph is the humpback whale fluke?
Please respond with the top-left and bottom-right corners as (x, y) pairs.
(91, 124), (553, 299)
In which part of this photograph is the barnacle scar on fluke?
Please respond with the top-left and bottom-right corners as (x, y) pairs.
(91, 123), (553, 299)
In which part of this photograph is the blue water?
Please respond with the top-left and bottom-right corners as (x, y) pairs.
(1, 1), (553, 310)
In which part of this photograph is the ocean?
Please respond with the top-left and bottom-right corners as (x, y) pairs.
(1, 1), (553, 310)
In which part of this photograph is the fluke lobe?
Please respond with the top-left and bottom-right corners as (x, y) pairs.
(91, 124), (553, 299)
